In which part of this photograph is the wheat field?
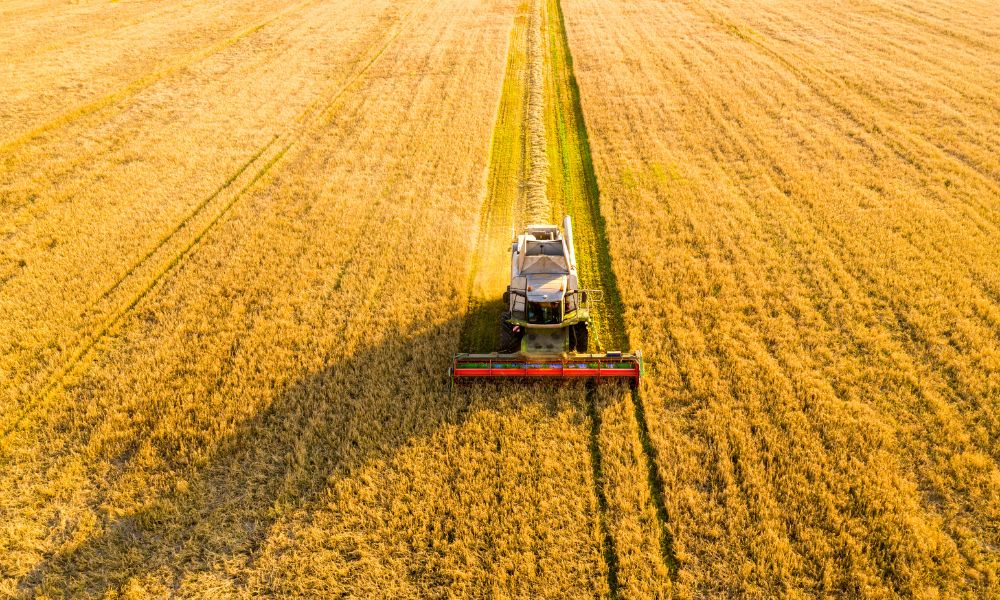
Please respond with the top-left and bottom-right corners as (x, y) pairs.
(565, 0), (1000, 596)
(2, 0), (998, 597)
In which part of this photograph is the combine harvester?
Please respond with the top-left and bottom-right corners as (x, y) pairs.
(451, 216), (643, 384)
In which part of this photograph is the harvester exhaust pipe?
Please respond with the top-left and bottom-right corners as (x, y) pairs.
(563, 215), (576, 270)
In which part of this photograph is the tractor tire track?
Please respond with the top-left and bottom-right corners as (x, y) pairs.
(2, 0), (430, 440)
(0, 144), (290, 441)
(585, 382), (622, 599)
(84, 0), (428, 310)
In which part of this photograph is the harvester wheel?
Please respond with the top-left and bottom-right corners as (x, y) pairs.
(498, 311), (522, 353)
(502, 288), (510, 307)
(573, 322), (589, 353)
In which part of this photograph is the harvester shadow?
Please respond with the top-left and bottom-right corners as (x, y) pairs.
(18, 306), (608, 596)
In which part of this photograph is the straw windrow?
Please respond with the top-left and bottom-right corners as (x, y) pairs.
(521, 0), (550, 226)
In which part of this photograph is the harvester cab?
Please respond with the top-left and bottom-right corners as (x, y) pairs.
(500, 217), (599, 354)
(451, 216), (643, 384)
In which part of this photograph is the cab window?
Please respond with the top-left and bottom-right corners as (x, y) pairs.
(526, 301), (561, 324)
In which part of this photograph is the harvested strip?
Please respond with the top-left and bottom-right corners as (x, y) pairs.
(458, 0), (532, 353)
(456, 1), (614, 595)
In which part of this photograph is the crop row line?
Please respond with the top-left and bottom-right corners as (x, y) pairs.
(3, 0), (430, 441)
(873, 1), (998, 54)
(0, 0), (407, 235)
(0, 0), (321, 240)
(683, 2), (1000, 356)
(14, 1), (238, 62)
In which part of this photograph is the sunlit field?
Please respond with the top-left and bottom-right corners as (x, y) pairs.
(2, 0), (997, 596)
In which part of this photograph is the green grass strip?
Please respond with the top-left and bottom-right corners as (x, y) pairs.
(458, 2), (532, 353)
